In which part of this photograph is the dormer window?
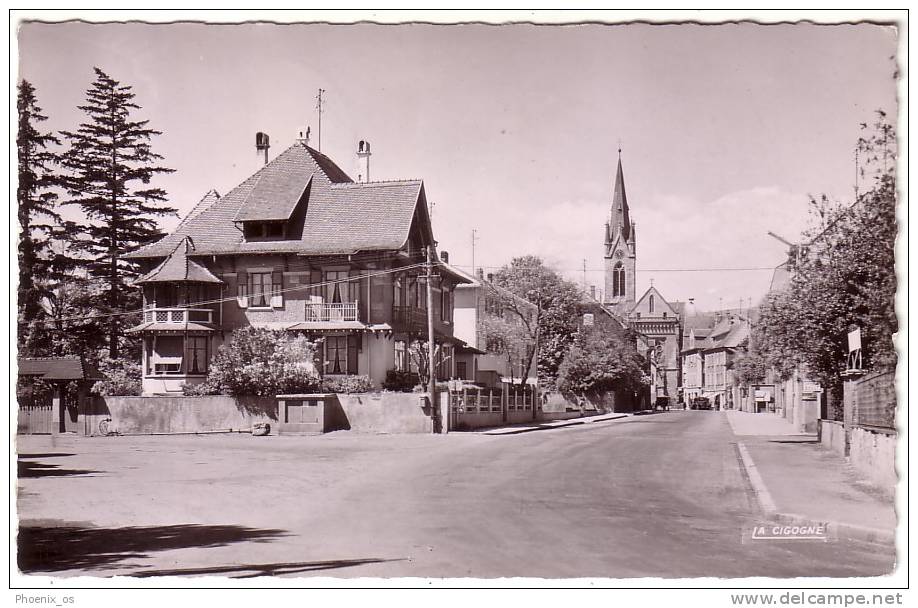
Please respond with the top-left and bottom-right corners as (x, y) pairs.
(243, 221), (286, 240)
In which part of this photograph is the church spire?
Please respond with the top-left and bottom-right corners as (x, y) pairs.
(610, 153), (631, 242)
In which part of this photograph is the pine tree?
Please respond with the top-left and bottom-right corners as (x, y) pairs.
(61, 67), (176, 359)
(17, 80), (61, 356)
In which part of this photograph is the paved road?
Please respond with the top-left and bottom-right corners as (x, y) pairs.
(16, 411), (896, 578)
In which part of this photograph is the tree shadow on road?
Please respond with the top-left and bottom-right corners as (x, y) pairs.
(18, 522), (289, 574)
(131, 557), (406, 578)
(17, 456), (99, 478)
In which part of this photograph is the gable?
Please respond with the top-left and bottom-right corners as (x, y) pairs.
(629, 286), (678, 318)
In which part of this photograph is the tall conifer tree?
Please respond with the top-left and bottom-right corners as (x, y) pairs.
(61, 67), (175, 358)
(17, 79), (61, 355)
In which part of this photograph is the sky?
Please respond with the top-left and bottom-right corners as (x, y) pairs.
(16, 19), (899, 311)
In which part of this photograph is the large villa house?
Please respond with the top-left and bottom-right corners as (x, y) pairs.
(125, 131), (469, 395)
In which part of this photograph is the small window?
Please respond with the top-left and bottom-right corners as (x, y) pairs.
(248, 271), (273, 307)
(649, 295), (655, 313)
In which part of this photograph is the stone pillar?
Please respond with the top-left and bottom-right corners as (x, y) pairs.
(51, 384), (64, 434)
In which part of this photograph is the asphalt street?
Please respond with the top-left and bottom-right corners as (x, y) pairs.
(16, 411), (896, 578)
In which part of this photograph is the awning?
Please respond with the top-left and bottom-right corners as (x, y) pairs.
(126, 322), (216, 334)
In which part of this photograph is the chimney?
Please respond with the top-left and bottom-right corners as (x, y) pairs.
(440, 251), (449, 264)
(477, 268), (484, 280)
(590, 285), (596, 299)
(356, 140), (371, 183)
(487, 272), (494, 283)
(295, 126), (311, 146)
(255, 132), (270, 166)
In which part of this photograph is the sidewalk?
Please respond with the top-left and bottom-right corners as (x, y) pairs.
(727, 411), (897, 545)
(476, 412), (629, 435)
(725, 409), (812, 436)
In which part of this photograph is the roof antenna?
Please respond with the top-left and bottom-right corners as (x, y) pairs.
(315, 88), (325, 151)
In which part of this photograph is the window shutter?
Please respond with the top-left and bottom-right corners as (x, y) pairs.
(236, 270), (248, 308)
(347, 334), (360, 375)
(271, 271), (284, 308)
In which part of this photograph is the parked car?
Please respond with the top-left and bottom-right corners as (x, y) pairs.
(692, 397), (712, 410)
(654, 396), (671, 411)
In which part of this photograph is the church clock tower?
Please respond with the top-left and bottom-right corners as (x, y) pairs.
(603, 150), (636, 307)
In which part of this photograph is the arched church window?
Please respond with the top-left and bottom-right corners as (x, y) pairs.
(649, 295), (655, 313)
(613, 262), (625, 297)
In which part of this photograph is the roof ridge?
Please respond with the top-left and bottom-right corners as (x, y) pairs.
(331, 179), (422, 187)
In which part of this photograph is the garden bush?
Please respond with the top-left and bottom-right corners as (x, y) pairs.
(92, 356), (142, 396)
(197, 327), (321, 396)
(322, 374), (375, 394)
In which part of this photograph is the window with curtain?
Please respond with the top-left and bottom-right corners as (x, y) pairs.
(185, 336), (209, 375)
(326, 335), (348, 374)
(248, 271), (272, 307)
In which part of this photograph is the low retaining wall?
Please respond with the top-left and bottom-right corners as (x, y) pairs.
(336, 391), (440, 434)
(82, 395), (276, 435)
(819, 419), (847, 457)
(849, 426), (897, 491)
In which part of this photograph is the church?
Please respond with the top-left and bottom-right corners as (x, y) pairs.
(602, 151), (683, 403)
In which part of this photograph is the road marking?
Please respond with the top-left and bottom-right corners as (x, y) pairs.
(736, 442), (777, 515)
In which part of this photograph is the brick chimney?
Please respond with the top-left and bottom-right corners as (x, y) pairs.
(255, 132), (270, 167)
(295, 126), (311, 146)
(356, 140), (371, 183)
(440, 251), (449, 264)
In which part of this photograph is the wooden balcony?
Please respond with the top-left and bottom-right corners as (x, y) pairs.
(143, 307), (214, 324)
(392, 306), (428, 332)
(305, 301), (359, 322)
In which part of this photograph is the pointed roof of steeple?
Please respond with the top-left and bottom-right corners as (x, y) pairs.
(610, 151), (631, 242)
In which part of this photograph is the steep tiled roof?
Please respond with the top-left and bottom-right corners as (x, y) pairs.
(180, 189), (221, 225)
(234, 166), (312, 222)
(17, 357), (88, 380)
(126, 143), (425, 259)
(135, 238), (223, 284)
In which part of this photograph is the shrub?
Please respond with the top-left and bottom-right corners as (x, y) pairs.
(181, 381), (221, 396)
(322, 374), (375, 394)
(92, 356), (142, 396)
(382, 370), (419, 392)
(203, 328), (321, 396)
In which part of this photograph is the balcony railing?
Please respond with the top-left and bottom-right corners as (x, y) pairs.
(305, 301), (359, 322)
(392, 306), (427, 331)
(144, 307), (213, 324)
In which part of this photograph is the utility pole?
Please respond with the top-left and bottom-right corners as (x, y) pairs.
(471, 229), (478, 276)
(426, 245), (439, 433)
(582, 259), (587, 292)
(316, 88), (325, 151)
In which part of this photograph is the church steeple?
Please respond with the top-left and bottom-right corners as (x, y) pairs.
(610, 151), (632, 242)
(603, 148), (636, 307)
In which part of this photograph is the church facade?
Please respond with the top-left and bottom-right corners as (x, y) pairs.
(602, 153), (683, 403)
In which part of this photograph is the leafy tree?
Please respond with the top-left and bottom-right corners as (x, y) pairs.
(60, 67), (176, 359)
(479, 312), (533, 385)
(17, 80), (61, 355)
(487, 256), (582, 387)
(557, 324), (645, 396)
(192, 328), (321, 396)
(752, 112), (897, 411)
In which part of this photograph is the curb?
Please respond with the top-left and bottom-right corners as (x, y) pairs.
(480, 413), (629, 435)
(736, 441), (894, 546)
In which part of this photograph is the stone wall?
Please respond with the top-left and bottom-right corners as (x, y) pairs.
(336, 391), (436, 434)
(82, 395), (276, 435)
(818, 419), (846, 457)
(849, 426), (897, 492)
